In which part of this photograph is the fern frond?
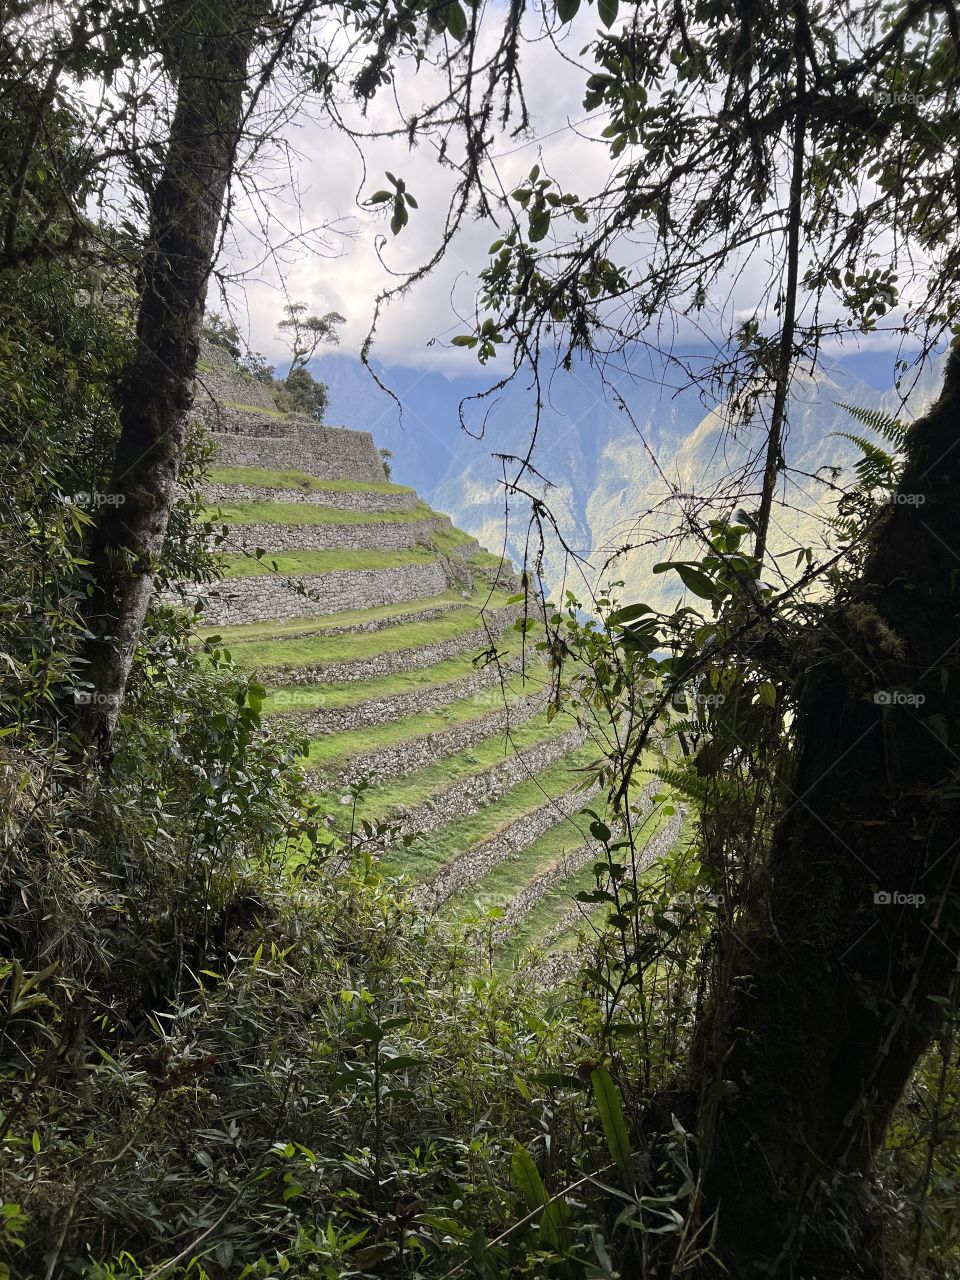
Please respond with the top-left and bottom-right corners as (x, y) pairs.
(650, 765), (710, 805)
(835, 402), (907, 447)
(831, 430), (897, 489)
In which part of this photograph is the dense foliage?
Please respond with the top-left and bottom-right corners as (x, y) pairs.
(4, 0), (960, 1277)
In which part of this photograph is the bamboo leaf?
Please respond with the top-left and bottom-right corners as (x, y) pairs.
(591, 1066), (633, 1186)
(511, 1141), (549, 1210)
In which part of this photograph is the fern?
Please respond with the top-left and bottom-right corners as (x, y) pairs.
(831, 431), (898, 490)
(835, 402), (907, 448)
(650, 764), (712, 806)
(830, 403), (907, 495)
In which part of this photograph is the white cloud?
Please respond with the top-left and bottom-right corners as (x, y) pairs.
(214, 8), (615, 372)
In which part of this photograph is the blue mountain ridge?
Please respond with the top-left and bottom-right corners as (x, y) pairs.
(312, 346), (943, 604)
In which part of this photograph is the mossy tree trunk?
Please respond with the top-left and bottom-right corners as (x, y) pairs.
(699, 352), (960, 1277)
(71, 3), (261, 761)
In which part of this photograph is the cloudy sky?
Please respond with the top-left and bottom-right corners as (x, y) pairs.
(215, 8), (653, 375)
(211, 5), (924, 389)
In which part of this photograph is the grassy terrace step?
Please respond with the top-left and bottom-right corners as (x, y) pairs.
(223, 603), (520, 673)
(441, 779), (668, 950)
(513, 808), (688, 967)
(438, 805), (609, 927)
(198, 589), (510, 645)
(303, 679), (544, 778)
(387, 742), (600, 883)
(498, 861), (612, 966)
(208, 465), (413, 496)
(542, 808), (691, 962)
(313, 711), (582, 831)
(263, 631), (537, 717)
(202, 501), (440, 527)
(218, 548), (437, 578)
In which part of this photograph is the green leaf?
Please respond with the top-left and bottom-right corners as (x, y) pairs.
(758, 681), (777, 707)
(556, 0), (581, 21)
(597, 0), (619, 25)
(608, 603), (655, 625)
(445, 0), (468, 40)
(390, 200), (409, 235)
(653, 561), (718, 600)
(511, 1142), (549, 1210)
(468, 1229), (502, 1280)
(31, 1130), (40, 1154)
(379, 1055), (424, 1073)
(529, 208), (550, 242)
(368, 190), (392, 204)
(591, 1067), (633, 1187)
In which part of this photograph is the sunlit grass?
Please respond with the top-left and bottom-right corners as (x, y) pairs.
(207, 465), (413, 496)
(203, 500), (438, 527)
(218, 547), (437, 578)
(224, 604), (519, 672)
(197, 589), (501, 644)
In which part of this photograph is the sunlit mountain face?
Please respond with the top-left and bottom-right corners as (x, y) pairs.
(314, 345), (943, 608)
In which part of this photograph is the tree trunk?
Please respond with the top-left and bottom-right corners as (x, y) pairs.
(698, 351), (960, 1277)
(70, 3), (260, 762)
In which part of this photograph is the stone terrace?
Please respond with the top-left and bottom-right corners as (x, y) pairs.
(174, 341), (684, 971)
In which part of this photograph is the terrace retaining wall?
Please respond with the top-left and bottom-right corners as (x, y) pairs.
(178, 561), (450, 624)
(268, 653), (542, 734)
(199, 483), (419, 513)
(266, 606), (524, 685)
(215, 515), (451, 554)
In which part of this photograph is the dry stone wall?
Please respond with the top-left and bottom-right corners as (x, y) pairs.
(196, 339), (278, 410)
(200, 483), (419, 514)
(412, 778), (602, 909)
(216, 515), (452, 554)
(187, 561), (450, 625)
(270, 607), (523, 685)
(251, 598), (470, 643)
(312, 688), (550, 790)
(527, 809), (686, 950)
(203, 411), (386, 483)
(389, 723), (586, 840)
(268, 652), (539, 735)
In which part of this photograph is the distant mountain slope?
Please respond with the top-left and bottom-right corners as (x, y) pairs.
(314, 347), (945, 608)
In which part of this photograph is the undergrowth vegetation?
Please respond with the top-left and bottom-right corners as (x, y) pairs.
(3, 88), (960, 1280)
